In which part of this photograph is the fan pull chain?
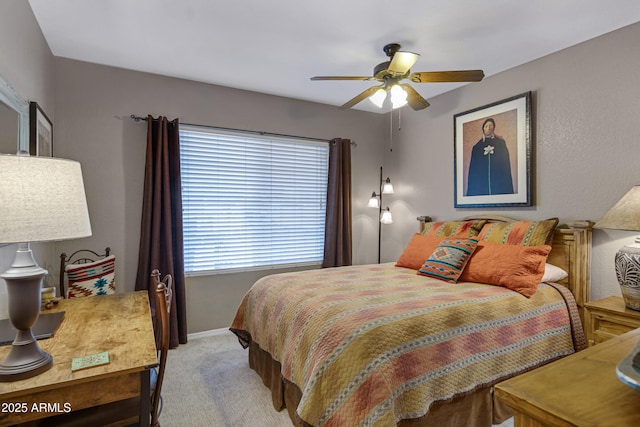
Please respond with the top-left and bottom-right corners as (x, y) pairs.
(388, 108), (403, 152)
(389, 110), (393, 152)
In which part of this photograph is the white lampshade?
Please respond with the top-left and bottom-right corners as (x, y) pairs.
(0, 154), (92, 243)
(390, 85), (408, 109)
(594, 186), (640, 231)
(368, 192), (380, 208)
(369, 88), (387, 108)
(382, 178), (394, 194)
(380, 207), (393, 224)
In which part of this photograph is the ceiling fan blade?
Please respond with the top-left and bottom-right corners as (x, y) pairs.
(388, 51), (420, 74)
(400, 84), (430, 110)
(409, 70), (485, 83)
(339, 86), (383, 110)
(311, 76), (372, 81)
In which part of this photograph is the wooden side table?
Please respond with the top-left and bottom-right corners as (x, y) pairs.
(585, 296), (640, 346)
(495, 328), (640, 427)
(0, 292), (157, 426)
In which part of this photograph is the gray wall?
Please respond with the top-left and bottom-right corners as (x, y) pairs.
(381, 21), (640, 302)
(0, 1), (55, 114)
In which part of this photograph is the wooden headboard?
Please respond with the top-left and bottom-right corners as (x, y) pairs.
(417, 215), (593, 325)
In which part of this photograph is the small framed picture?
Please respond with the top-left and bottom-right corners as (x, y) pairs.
(29, 101), (53, 157)
(453, 92), (531, 208)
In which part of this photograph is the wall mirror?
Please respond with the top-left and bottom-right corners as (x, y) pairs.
(0, 75), (29, 155)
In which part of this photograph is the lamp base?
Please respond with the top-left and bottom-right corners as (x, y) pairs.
(0, 244), (53, 382)
(615, 243), (640, 311)
(0, 339), (52, 381)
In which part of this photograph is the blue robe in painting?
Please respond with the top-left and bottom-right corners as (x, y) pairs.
(466, 136), (514, 196)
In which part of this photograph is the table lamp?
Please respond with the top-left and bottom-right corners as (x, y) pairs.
(0, 154), (92, 381)
(594, 185), (640, 311)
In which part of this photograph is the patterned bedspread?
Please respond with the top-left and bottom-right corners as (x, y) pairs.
(230, 263), (584, 427)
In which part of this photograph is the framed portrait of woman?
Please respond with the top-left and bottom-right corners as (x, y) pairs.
(453, 91), (531, 208)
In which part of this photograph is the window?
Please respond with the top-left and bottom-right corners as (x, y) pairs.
(179, 125), (329, 274)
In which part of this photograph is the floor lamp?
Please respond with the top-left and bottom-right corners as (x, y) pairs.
(0, 154), (92, 381)
(368, 166), (394, 263)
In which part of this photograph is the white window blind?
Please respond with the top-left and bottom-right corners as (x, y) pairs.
(179, 125), (329, 274)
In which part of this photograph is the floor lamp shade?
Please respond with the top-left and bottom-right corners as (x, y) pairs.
(595, 185), (640, 311)
(0, 154), (92, 381)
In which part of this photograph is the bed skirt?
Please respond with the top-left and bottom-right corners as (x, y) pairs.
(248, 341), (514, 427)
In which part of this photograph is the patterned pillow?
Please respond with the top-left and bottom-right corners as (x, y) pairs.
(418, 238), (478, 283)
(66, 255), (116, 298)
(477, 218), (558, 246)
(421, 220), (487, 238)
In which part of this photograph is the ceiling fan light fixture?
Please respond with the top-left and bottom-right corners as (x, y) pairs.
(311, 43), (484, 111)
(390, 84), (408, 109)
(369, 88), (387, 108)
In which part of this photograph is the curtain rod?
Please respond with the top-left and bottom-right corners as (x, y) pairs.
(129, 115), (356, 146)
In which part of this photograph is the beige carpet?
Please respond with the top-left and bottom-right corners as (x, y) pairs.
(160, 330), (514, 427)
(161, 330), (292, 426)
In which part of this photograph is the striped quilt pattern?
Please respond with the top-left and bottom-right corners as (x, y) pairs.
(231, 263), (581, 427)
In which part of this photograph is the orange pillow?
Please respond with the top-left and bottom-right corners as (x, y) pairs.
(459, 240), (552, 297)
(396, 234), (445, 270)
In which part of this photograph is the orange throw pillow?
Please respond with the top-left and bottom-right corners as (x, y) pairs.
(396, 234), (445, 270)
(459, 240), (552, 297)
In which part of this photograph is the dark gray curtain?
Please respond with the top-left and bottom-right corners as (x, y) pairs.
(322, 138), (352, 267)
(135, 115), (187, 348)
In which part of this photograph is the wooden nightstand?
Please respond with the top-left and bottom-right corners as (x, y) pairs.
(584, 296), (640, 346)
(495, 328), (640, 427)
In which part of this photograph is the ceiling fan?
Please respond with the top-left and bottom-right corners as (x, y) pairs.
(311, 43), (484, 111)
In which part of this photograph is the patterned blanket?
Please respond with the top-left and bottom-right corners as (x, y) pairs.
(231, 263), (584, 427)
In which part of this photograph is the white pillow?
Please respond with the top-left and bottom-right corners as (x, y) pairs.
(541, 263), (568, 283)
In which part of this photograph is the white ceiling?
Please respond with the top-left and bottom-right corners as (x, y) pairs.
(28, 0), (640, 113)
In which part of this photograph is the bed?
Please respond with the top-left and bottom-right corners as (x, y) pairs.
(230, 216), (592, 427)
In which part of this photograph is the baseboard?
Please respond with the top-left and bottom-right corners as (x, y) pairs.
(187, 327), (232, 341)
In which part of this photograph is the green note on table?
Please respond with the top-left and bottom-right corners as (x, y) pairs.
(71, 351), (110, 371)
